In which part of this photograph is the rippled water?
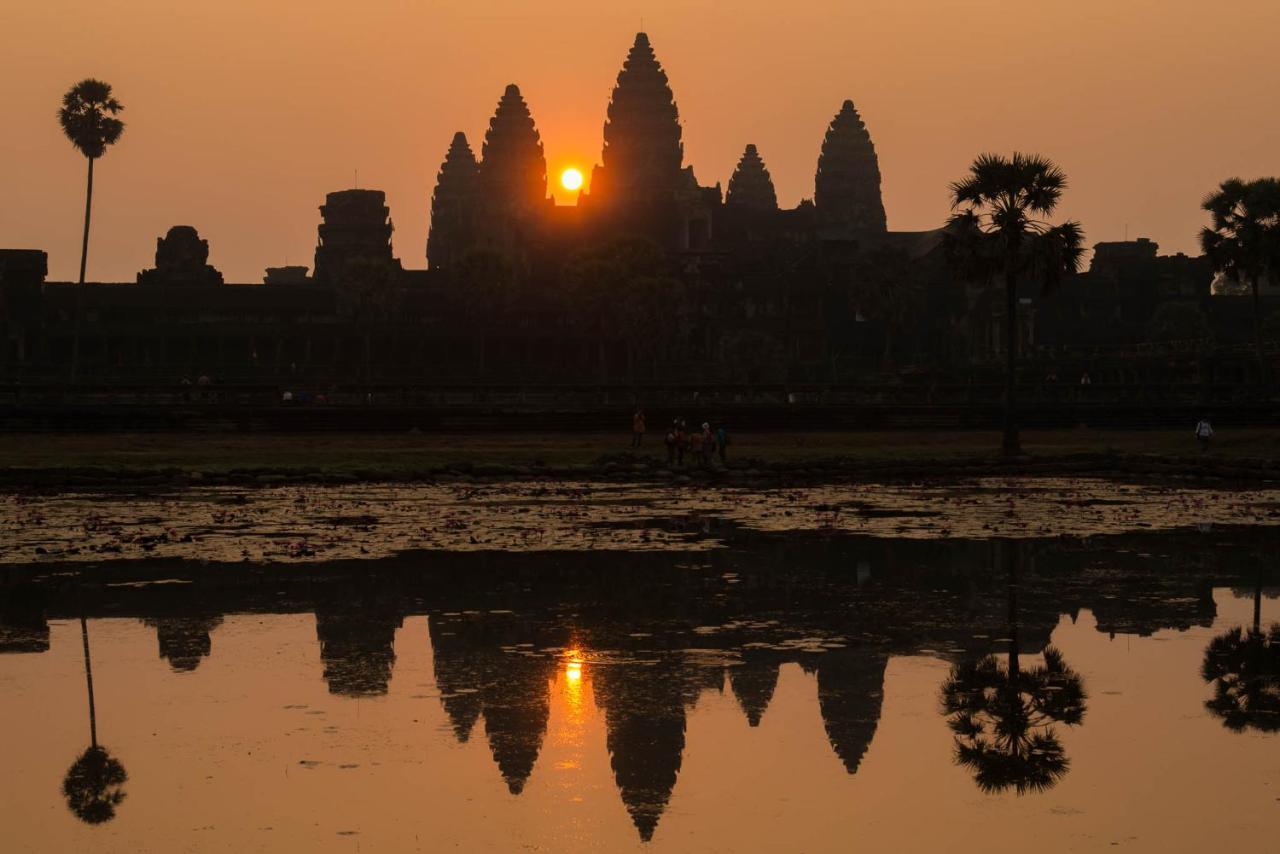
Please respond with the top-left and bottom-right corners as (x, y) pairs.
(2, 490), (1278, 851)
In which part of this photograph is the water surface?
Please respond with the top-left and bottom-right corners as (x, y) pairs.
(2, 526), (1277, 852)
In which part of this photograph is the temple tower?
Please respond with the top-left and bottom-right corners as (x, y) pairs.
(427, 131), (481, 270)
(313, 189), (399, 285)
(137, 226), (224, 286)
(590, 32), (686, 203)
(725, 145), (778, 213)
(814, 100), (887, 232)
(479, 84), (548, 213)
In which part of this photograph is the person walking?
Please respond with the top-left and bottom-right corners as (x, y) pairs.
(665, 422), (678, 465)
(716, 424), (729, 464)
(631, 410), (646, 448)
(1195, 417), (1214, 454)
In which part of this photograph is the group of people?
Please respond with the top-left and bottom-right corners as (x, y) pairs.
(631, 411), (730, 467)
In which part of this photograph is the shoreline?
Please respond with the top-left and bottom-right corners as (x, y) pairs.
(2, 428), (1278, 491)
(0, 449), (1274, 490)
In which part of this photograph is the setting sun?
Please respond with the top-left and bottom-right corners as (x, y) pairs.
(560, 167), (584, 192)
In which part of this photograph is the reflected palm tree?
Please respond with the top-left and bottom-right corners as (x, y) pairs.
(1201, 578), (1280, 733)
(940, 541), (1087, 794)
(63, 611), (127, 824)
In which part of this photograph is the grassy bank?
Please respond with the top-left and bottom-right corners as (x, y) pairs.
(1, 428), (1278, 480)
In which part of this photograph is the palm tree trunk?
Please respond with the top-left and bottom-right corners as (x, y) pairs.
(1255, 574), (1264, 634)
(1003, 264), (1020, 455)
(71, 156), (95, 383)
(78, 157), (94, 285)
(1251, 277), (1266, 385)
(1005, 540), (1020, 682)
(79, 613), (98, 749)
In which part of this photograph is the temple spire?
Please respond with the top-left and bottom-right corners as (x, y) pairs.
(593, 32), (685, 201)
(427, 131), (480, 270)
(814, 100), (888, 232)
(725, 144), (778, 213)
(480, 84), (547, 212)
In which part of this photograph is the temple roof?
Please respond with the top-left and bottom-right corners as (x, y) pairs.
(598, 33), (685, 194)
(427, 132), (481, 269)
(726, 144), (779, 213)
(480, 84), (547, 210)
(815, 100), (888, 232)
(435, 132), (479, 195)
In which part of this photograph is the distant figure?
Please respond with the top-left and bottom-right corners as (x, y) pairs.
(665, 422), (677, 465)
(689, 426), (704, 465)
(631, 410), (646, 448)
(675, 420), (688, 466)
(716, 424), (730, 463)
(1079, 371), (1092, 385)
(1195, 417), (1214, 453)
(700, 422), (715, 466)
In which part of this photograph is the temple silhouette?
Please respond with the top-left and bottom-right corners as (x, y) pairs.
(2, 31), (1265, 389)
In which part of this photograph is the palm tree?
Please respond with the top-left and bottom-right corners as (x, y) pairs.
(940, 541), (1087, 794)
(947, 153), (1085, 454)
(59, 79), (125, 284)
(1200, 178), (1280, 382)
(58, 79), (125, 382)
(1201, 576), (1280, 733)
(63, 610), (128, 823)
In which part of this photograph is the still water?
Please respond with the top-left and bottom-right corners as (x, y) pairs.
(2, 516), (1278, 851)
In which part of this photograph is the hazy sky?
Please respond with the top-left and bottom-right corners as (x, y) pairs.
(3, 0), (1277, 283)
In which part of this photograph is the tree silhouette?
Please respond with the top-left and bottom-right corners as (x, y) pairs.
(1201, 579), (1280, 733)
(63, 612), (128, 824)
(940, 646), (1085, 794)
(63, 745), (128, 825)
(849, 245), (924, 370)
(947, 153), (1085, 455)
(561, 237), (668, 383)
(456, 247), (515, 379)
(1200, 177), (1280, 382)
(940, 542), (1087, 794)
(337, 256), (400, 388)
(58, 79), (124, 383)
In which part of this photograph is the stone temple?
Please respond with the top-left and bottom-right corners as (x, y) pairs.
(0, 31), (1248, 388)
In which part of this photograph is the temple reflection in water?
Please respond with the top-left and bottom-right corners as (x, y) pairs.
(1, 528), (1276, 842)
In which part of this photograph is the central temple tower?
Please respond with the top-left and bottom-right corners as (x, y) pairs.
(590, 32), (685, 201)
(585, 33), (715, 251)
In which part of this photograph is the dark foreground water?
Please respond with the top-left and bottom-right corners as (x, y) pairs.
(2, 519), (1278, 851)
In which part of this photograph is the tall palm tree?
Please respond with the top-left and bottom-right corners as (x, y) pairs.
(63, 609), (128, 824)
(1201, 576), (1280, 733)
(1200, 177), (1280, 382)
(947, 153), (1085, 454)
(58, 79), (125, 382)
(940, 541), (1087, 794)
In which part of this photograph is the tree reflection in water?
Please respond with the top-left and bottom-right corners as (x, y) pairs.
(940, 541), (1087, 794)
(63, 606), (128, 824)
(1202, 579), (1280, 733)
(63, 745), (128, 825)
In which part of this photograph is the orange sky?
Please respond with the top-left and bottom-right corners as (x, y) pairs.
(2, 0), (1277, 283)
